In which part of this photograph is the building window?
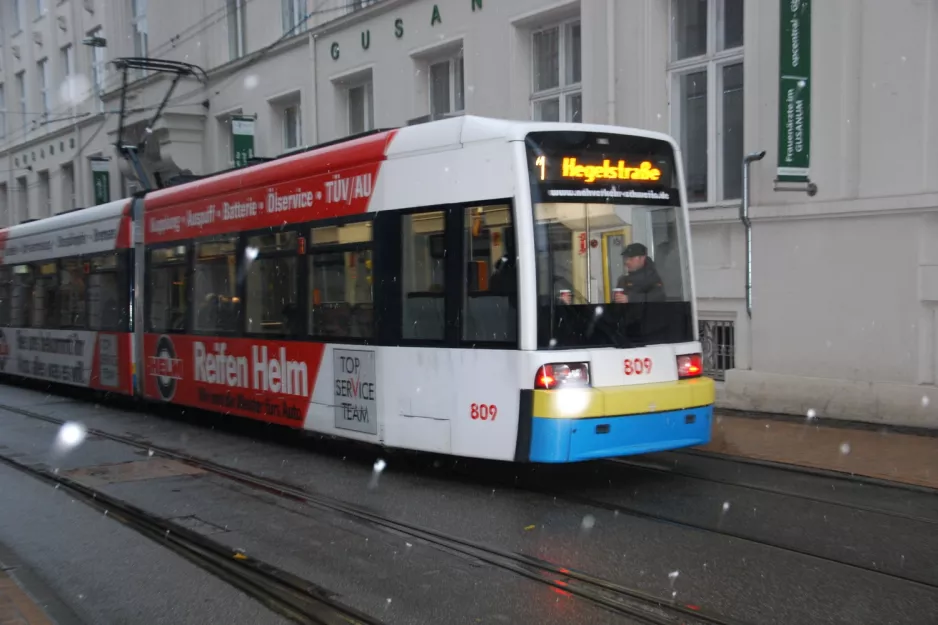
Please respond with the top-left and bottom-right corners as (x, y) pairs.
(530, 20), (581, 123)
(429, 53), (464, 118)
(245, 232), (299, 335)
(668, 0), (744, 204)
(699, 319), (735, 380)
(348, 81), (374, 135)
(282, 102), (302, 151)
(131, 0), (148, 61)
(35, 0), (45, 16)
(0, 85), (6, 140)
(282, 0), (306, 35)
(37, 59), (49, 116)
(61, 45), (74, 80)
(309, 221), (374, 339)
(61, 162), (75, 209)
(37, 170), (50, 216)
(15, 72), (25, 121)
(14, 0), (24, 30)
(89, 28), (106, 112)
(350, 0), (378, 12)
(15, 177), (27, 224)
(228, 0), (246, 59)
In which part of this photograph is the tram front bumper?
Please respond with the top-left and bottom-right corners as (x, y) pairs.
(524, 378), (714, 463)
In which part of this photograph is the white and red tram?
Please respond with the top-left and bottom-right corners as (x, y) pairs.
(1, 116), (714, 463)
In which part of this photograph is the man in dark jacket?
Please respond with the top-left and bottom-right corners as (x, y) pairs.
(614, 243), (666, 304)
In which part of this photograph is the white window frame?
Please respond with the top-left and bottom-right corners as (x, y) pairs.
(529, 18), (581, 123)
(282, 102), (302, 151)
(37, 58), (49, 116)
(347, 81), (374, 136)
(228, 0), (246, 60)
(281, 0), (306, 35)
(667, 0), (744, 207)
(428, 51), (465, 119)
(0, 85), (6, 140)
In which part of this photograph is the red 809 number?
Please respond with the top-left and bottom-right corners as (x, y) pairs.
(471, 404), (498, 421)
(624, 358), (653, 376)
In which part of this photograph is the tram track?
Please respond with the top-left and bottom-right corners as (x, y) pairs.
(0, 451), (384, 625)
(605, 456), (938, 527)
(522, 478), (938, 593)
(0, 400), (744, 625)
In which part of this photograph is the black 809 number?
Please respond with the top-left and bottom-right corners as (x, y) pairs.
(624, 358), (653, 376)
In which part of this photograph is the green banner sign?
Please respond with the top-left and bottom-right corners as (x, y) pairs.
(232, 116), (256, 167)
(777, 0), (811, 183)
(91, 158), (110, 205)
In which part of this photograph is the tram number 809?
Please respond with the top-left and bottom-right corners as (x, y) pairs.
(624, 358), (653, 376)
(470, 404), (498, 421)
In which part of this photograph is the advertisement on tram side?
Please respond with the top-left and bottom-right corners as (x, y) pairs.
(143, 334), (329, 427)
(0, 328), (132, 394)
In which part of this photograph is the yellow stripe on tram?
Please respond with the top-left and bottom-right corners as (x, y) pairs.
(532, 377), (715, 419)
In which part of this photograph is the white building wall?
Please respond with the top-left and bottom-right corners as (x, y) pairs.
(0, 0), (935, 426)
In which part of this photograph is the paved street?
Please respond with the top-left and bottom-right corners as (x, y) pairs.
(0, 384), (936, 624)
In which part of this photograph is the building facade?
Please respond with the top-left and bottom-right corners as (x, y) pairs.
(0, 0), (936, 427)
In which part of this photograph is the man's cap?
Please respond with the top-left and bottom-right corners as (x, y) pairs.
(622, 242), (648, 258)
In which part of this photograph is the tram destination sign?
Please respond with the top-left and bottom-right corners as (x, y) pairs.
(525, 131), (677, 205)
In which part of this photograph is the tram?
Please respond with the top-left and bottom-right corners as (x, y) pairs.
(0, 116), (713, 463)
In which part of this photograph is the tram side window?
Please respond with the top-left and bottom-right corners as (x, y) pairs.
(309, 221), (373, 339)
(0, 267), (11, 327)
(194, 235), (241, 334)
(245, 232), (299, 335)
(11, 265), (33, 327)
(402, 211), (445, 341)
(148, 245), (188, 332)
(88, 253), (126, 331)
(463, 204), (517, 344)
(31, 262), (59, 329)
(59, 259), (87, 329)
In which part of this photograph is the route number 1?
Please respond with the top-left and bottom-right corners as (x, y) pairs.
(471, 404), (498, 421)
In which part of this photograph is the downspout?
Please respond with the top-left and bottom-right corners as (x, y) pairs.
(606, 0), (616, 124)
(741, 150), (765, 319)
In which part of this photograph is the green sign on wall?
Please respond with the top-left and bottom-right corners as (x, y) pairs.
(91, 158), (110, 205)
(776, 0), (811, 183)
(232, 116), (256, 167)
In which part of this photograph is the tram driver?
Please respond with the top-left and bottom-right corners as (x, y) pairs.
(557, 242), (666, 305)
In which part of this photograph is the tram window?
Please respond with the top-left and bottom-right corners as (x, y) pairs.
(88, 252), (126, 331)
(148, 245), (188, 332)
(31, 262), (59, 329)
(11, 265), (33, 328)
(245, 232), (299, 335)
(309, 221), (373, 339)
(402, 211), (445, 341)
(0, 267), (11, 327)
(463, 204), (517, 344)
(59, 259), (87, 329)
(194, 235), (241, 334)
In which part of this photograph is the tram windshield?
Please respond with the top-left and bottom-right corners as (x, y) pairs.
(526, 131), (694, 349)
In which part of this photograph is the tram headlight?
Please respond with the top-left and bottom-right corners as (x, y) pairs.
(535, 362), (590, 390)
(677, 354), (703, 379)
